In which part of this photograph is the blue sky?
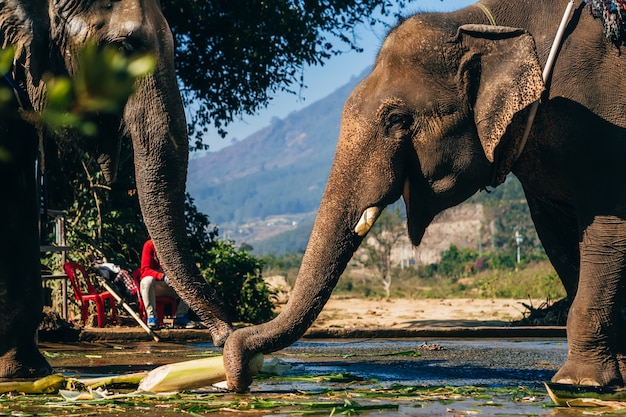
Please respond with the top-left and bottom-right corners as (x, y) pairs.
(200, 0), (475, 152)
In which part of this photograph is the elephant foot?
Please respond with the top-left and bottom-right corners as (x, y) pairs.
(0, 346), (53, 379)
(552, 357), (622, 387)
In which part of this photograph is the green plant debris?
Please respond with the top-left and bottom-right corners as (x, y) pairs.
(0, 383), (552, 416)
(256, 372), (370, 383)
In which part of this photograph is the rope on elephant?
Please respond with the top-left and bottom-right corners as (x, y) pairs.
(587, 0), (626, 43)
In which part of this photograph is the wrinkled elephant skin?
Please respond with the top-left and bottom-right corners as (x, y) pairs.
(0, 0), (232, 378)
(224, 0), (626, 392)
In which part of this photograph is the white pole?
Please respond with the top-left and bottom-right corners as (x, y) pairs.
(516, 0), (578, 160)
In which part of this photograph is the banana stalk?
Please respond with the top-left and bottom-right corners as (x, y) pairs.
(0, 374), (66, 394)
(0, 354), (264, 395)
(77, 372), (149, 389)
(545, 382), (626, 406)
(139, 353), (264, 393)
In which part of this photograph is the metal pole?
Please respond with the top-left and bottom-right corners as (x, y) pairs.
(58, 215), (68, 319)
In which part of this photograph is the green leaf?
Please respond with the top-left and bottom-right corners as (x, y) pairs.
(0, 46), (14, 75)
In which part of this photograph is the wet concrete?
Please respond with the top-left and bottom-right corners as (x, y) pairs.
(274, 338), (567, 389)
(41, 338), (567, 390)
(72, 325), (567, 343)
(29, 338), (586, 416)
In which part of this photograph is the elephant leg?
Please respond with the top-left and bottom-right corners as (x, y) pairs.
(552, 215), (626, 386)
(0, 126), (52, 378)
(525, 193), (579, 298)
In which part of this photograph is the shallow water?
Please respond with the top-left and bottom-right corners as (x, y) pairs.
(2, 338), (622, 416)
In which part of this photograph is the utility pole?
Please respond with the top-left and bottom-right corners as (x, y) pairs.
(515, 229), (524, 264)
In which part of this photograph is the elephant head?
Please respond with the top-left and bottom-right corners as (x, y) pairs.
(223, 20), (544, 392)
(0, 0), (232, 377)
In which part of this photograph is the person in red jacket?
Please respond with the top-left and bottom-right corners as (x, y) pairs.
(139, 239), (195, 329)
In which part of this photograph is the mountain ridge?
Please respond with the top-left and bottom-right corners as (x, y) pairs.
(187, 70), (368, 237)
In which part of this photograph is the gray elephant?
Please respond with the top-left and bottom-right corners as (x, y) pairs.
(224, 0), (626, 391)
(0, 0), (232, 378)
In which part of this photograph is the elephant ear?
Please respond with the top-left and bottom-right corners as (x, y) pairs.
(455, 24), (544, 168)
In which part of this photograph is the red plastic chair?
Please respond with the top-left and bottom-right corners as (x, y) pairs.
(63, 262), (117, 327)
(132, 269), (176, 326)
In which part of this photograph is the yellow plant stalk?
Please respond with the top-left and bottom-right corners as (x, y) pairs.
(77, 372), (149, 389)
(0, 374), (66, 394)
(139, 353), (264, 393)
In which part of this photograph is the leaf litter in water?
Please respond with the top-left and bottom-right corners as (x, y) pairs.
(1, 381), (553, 417)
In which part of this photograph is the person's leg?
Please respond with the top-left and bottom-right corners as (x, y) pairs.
(151, 281), (189, 318)
(139, 276), (157, 321)
(150, 281), (187, 317)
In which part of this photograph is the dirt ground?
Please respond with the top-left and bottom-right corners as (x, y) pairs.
(307, 297), (545, 329)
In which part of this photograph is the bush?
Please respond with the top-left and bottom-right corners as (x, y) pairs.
(438, 245), (479, 279)
(201, 240), (275, 324)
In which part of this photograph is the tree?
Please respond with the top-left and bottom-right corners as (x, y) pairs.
(438, 245), (479, 279)
(357, 205), (405, 298)
(160, 0), (416, 149)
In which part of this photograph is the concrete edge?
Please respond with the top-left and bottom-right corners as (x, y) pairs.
(42, 325), (567, 343)
(303, 326), (567, 339)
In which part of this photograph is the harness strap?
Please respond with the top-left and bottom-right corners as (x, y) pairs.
(474, 2), (497, 26)
(515, 0), (580, 161)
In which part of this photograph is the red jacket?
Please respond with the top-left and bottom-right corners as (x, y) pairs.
(140, 239), (165, 280)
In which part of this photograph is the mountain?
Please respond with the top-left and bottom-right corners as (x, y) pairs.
(187, 70), (368, 251)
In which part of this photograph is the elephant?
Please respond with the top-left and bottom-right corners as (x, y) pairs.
(0, 0), (233, 378)
(224, 0), (626, 392)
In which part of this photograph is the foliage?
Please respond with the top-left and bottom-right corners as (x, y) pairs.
(339, 261), (565, 300)
(41, 145), (145, 272)
(437, 245), (479, 280)
(262, 252), (305, 273)
(474, 265), (563, 299)
(0, 47), (14, 116)
(41, 152), (275, 324)
(160, 0), (417, 148)
(201, 240), (275, 324)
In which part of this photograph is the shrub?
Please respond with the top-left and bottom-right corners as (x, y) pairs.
(201, 240), (275, 324)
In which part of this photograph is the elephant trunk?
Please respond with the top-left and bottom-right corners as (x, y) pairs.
(224, 165), (365, 391)
(124, 37), (232, 346)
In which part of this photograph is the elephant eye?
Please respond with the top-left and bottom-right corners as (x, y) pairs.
(385, 113), (413, 138)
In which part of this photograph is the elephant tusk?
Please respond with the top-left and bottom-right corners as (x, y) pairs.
(355, 207), (380, 237)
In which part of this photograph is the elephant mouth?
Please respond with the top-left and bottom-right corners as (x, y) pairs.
(403, 177), (428, 246)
